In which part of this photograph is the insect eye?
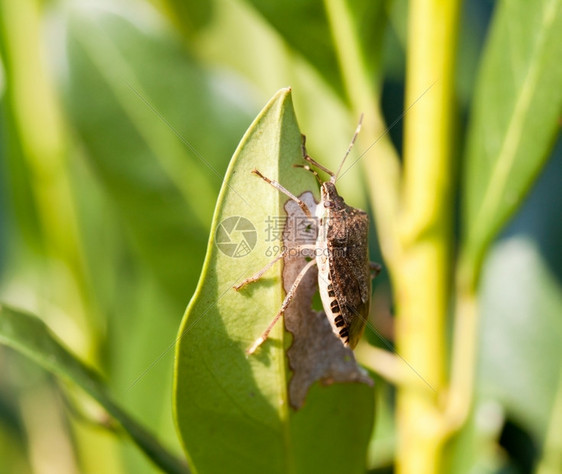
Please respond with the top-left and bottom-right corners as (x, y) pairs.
(324, 201), (333, 208)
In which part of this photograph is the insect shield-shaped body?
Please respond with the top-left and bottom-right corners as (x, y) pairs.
(315, 180), (372, 348)
(235, 116), (380, 354)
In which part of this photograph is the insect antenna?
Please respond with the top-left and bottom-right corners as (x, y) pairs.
(333, 114), (363, 183)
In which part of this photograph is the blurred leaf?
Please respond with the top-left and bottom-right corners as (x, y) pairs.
(446, 398), (509, 474)
(450, 148), (562, 472)
(473, 238), (562, 466)
(0, 0), (101, 350)
(174, 89), (375, 473)
(0, 379), (31, 474)
(0, 304), (188, 474)
(103, 261), (184, 470)
(461, 0), (562, 283)
(150, 0), (214, 38)
(476, 148), (562, 441)
(0, 0), (58, 252)
(243, 0), (387, 98)
(536, 370), (562, 474)
(64, 4), (253, 308)
(243, 0), (339, 93)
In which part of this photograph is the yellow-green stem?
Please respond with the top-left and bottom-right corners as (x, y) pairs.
(397, 1), (461, 473)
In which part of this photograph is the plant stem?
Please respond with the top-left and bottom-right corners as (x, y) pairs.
(396, 0), (461, 473)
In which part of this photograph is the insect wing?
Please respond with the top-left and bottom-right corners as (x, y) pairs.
(327, 208), (371, 348)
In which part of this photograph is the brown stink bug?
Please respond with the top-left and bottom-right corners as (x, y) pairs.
(235, 116), (381, 354)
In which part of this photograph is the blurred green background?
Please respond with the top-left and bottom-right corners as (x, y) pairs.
(0, 0), (561, 473)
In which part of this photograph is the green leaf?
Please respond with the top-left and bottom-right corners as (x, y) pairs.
(461, 0), (562, 285)
(0, 304), (188, 474)
(64, 5), (252, 307)
(174, 89), (375, 474)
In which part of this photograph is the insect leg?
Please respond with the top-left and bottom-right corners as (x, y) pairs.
(370, 261), (382, 279)
(233, 251), (286, 290)
(292, 164), (322, 184)
(246, 258), (317, 355)
(234, 245), (317, 291)
(252, 169), (312, 217)
(301, 135), (335, 177)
